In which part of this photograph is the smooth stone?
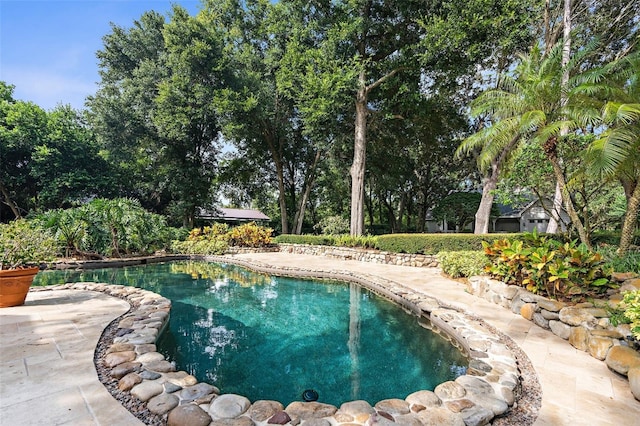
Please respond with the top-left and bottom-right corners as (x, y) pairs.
(135, 343), (157, 354)
(588, 334), (614, 360)
(110, 361), (142, 379)
(106, 343), (135, 354)
(629, 367), (640, 401)
(136, 351), (165, 363)
(374, 399), (410, 415)
(144, 360), (175, 373)
(605, 345), (640, 375)
(168, 404), (212, 426)
(285, 401), (338, 420)
(559, 307), (597, 327)
(532, 312), (550, 329)
(250, 400), (284, 422)
(405, 390), (441, 408)
(549, 320), (571, 340)
(296, 420), (330, 426)
(118, 372), (142, 391)
(139, 370), (162, 380)
(537, 299), (565, 312)
(209, 417), (255, 426)
(103, 351), (137, 368)
(460, 405), (494, 426)
(445, 399), (475, 412)
(540, 309), (560, 320)
(520, 303), (536, 320)
(180, 383), (219, 402)
(131, 380), (164, 402)
(455, 376), (508, 415)
(164, 382), (182, 393)
(267, 411), (291, 424)
(434, 381), (466, 400)
(163, 371), (198, 387)
(416, 407), (465, 426)
(209, 394), (251, 419)
(569, 326), (589, 351)
(148, 392), (179, 415)
(393, 414), (425, 426)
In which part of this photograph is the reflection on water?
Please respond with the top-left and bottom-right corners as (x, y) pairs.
(35, 261), (468, 406)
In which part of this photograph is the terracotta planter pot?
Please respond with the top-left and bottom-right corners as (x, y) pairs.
(0, 267), (40, 308)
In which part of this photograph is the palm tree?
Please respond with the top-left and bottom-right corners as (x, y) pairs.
(588, 55), (640, 255)
(458, 42), (601, 248)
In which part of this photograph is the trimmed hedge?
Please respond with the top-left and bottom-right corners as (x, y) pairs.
(374, 233), (521, 255)
(438, 251), (489, 278)
(274, 234), (337, 246)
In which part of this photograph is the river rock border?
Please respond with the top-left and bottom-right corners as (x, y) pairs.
(32, 257), (539, 426)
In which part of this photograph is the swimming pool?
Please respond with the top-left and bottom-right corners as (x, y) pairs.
(35, 261), (468, 406)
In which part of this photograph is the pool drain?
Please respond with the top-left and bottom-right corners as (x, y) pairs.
(302, 389), (319, 402)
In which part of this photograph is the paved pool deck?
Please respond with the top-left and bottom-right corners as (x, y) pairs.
(1, 252), (639, 425)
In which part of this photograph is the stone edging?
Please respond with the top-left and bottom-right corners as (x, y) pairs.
(32, 258), (538, 426)
(277, 244), (439, 268)
(467, 275), (640, 401)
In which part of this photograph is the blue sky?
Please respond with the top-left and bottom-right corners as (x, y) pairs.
(1, 0), (201, 111)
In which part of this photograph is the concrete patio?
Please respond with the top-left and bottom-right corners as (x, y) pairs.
(1, 252), (639, 425)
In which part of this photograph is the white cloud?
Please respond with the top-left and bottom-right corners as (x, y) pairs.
(1, 67), (98, 111)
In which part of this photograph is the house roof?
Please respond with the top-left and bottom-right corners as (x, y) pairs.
(197, 207), (270, 221)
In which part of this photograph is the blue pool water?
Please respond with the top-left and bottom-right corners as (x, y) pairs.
(35, 261), (467, 406)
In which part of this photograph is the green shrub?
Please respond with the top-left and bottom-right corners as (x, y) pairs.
(483, 231), (614, 301)
(597, 245), (640, 274)
(274, 234), (337, 245)
(438, 251), (489, 278)
(0, 220), (59, 269)
(374, 233), (519, 254)
(333, 234), (378, 249)
(622, 291), (640, 340)
(171, 239), (228, 255)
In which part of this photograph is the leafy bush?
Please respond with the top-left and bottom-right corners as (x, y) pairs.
(374, 233), (519, 254)
(173, 222), (273, 254)
(227, 222), (273, 247)
(438, 251), (489, 278)
(171, 239), (228, 255)
(36, 198), (174, 258)
(313, 215), (350, 235)
(622, 291), (640, 340)
(597, 245), (640, 274)
(0, 220), (59, 269)
(483, 231), (614, 301)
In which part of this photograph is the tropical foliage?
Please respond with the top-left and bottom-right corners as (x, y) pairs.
(622, 291), (640, 340)
(483, 231), (615, 301)
(36, 198), (177, 258)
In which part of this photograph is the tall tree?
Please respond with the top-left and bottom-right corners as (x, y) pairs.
(0, 82), (46, 220)
(589, 54), (640, 254)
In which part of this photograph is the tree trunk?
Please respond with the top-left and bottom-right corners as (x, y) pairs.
(546, 0), (571, 235)
(476, 172), (498, 234)
(350, 75), (368, 236)
(275, 159), (289, 234)
(0, 179), (21, 219)
(618, 178), (639, 255)
(293, 150), (321, 235)
(546, 181), (563, 233)
(545, 137), (591, 249)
